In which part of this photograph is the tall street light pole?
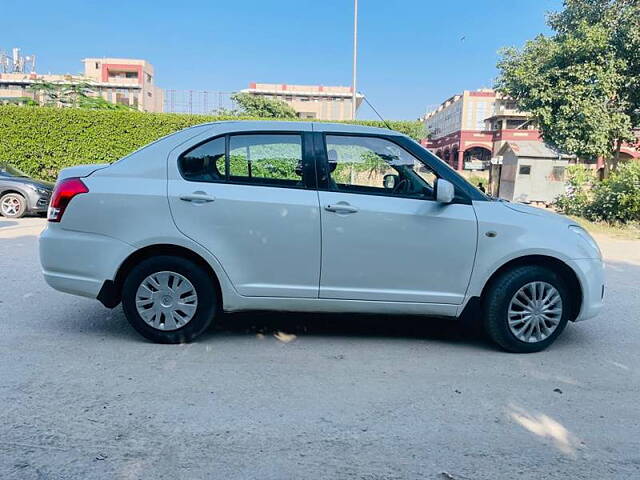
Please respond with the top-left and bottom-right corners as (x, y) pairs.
(351, 0), (358, 120)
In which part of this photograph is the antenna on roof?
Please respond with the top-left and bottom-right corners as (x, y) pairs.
(362, 95), (393, 131)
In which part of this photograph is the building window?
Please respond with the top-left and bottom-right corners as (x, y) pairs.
(550, 166), (565, 181)
(95, 62), (99, 69)
(115, 90), (132, 106)
(519, 165), (531, 175)
(507, 119), (526, 129)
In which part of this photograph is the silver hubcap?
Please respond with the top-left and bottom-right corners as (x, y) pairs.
(1, 196), (21, 216)
(135, 271), (198, 331)
(508, 281), (563, 343)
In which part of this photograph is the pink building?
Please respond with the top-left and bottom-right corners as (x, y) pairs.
(0, 56), (163, 112)
(421, 89), (542, 171)
(421, 88), (640, 172)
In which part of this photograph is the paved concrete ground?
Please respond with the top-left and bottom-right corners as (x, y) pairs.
(1, 217), (639, 479)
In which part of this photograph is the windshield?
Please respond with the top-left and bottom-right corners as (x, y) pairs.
(0, 163), (29, 178)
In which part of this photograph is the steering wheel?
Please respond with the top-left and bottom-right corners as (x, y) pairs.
(393, 178), (409, 194)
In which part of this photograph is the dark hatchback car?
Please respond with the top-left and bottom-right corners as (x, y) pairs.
(0, 164), (53, 218)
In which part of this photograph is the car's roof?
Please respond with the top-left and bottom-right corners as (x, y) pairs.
(312, 122), (400, 136)
(201, 120), (404, 137)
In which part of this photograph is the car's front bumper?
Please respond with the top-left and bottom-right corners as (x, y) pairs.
(571, 257), (605, 321)
(26, 190), (51, 213)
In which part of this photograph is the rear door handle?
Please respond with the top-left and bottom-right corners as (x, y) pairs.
(325, 203), (358, 214)
(180, 192), (215, 204)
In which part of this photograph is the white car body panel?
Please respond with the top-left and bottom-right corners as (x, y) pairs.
(168, 181), (321, 298)
(462, 200), (604, 320)
(39, 121), (605, 327)
(318, 190), (477, 304)
(40, 223), (135, 298)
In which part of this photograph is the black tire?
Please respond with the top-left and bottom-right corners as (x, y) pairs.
(483, 265), (571, 353)
(121, 255), (217, 343)
(0, 192), (27, 218)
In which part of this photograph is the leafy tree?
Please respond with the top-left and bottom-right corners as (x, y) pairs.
(229, 92), (298, 119)
(496, 0), (640, 174)
(28, 80), (69, 107)
(76, 95), (133, 110)
(28, 79), (132, 110)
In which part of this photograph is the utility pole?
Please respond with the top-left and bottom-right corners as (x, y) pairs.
(351, 0), (358, 120)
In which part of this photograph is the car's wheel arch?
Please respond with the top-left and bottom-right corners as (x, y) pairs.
(98, 244), (223, 310)
(0, 189), (27, 201)
(479, 255), (583, 321)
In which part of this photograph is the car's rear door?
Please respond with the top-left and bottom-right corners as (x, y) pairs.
(168, 127), (321, 298)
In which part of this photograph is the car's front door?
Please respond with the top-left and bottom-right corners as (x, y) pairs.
(168, 130), (321, 298)
(316, 133), (477, 305)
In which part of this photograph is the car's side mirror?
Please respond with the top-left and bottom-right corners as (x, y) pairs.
(383, 174), (399, 190)
(435, 178), (455, 204)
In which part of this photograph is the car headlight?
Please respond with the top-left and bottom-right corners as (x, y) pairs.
(569, 225), (602, 258)
(26, 184), (50, 196)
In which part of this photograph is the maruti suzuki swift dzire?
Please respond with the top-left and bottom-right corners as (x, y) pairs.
(40, 121), (604, 352)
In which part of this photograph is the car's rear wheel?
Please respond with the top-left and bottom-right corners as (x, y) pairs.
(0, 193), (27, 218)
(483, 265), (571, 353)
(121, 255), (217, 343)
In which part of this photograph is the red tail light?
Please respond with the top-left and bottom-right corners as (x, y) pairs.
(47, 177), (89, 222)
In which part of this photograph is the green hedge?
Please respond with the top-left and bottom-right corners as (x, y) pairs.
(0, 106), (424, 181)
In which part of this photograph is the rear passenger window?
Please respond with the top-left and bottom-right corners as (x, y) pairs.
(229, 134), (303, 186)
(179, 133), (306, 188)
(179, 137), (225, 182)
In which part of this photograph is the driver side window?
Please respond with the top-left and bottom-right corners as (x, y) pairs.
(324, 135), (434, 198)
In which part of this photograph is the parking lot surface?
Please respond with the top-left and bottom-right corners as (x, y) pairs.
(1, 217), (639, 479)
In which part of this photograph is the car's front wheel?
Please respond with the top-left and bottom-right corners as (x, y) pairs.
(121, 255), (217, 343)
(483, 265), (571, 353)
(0, 192), (27, 218)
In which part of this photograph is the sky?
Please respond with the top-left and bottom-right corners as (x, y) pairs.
(2, 0), (562, 120)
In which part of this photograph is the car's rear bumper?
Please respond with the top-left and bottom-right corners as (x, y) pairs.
(572, 257), (605, 321)
(39, 224), (134, 299)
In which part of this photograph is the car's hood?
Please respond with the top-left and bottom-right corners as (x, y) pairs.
(502, 201), (574, 225)
(2, 176), (54, 190)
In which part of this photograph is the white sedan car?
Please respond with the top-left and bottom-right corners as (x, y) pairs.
(40, 121), (604, 352)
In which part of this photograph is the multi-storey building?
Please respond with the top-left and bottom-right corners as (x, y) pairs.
(0, 56), (164, 112)
(241, 83), (364, 121)
(81, 58), (163, 112)
(421, 89), (541, 171)
(422, 88), (640, 172)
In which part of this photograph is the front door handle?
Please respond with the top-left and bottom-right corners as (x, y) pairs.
(325, 203), (358, 214)
(180, 192), (215, 204)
